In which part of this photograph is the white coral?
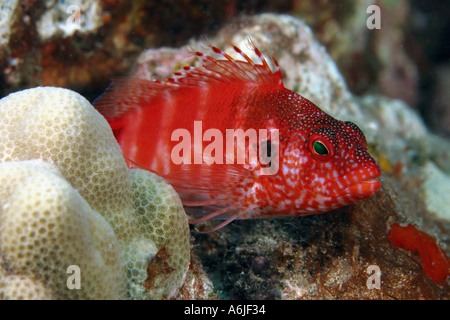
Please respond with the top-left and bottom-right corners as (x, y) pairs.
(0, 160), (124, 299)
(0, 87), (190, 299)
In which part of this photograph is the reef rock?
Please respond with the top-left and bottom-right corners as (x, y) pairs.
(195, 183), (449, 299)
(0, 0), (18, 48)
(37, 0), (103, 41)
(0, 1), (294, 98)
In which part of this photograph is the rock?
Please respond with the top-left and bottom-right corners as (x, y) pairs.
(37, 0), (103, 41)
(195, 186), (449, 299)
(357, 95), (430, 167)
(0, 1), (294, 98)
(175, 252), (217, 300)
(0, 0), (18, 49)
(421, 162), (450, 222)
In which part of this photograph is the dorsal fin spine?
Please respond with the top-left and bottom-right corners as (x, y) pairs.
(94, 42), (284, 120)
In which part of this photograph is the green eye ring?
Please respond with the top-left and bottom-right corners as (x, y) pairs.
(308, 133), (334, 161)
(313, 141), (329, 156)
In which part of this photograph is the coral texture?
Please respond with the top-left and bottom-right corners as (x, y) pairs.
(0, 159), (124, 299)
(0, 87), (190, 299)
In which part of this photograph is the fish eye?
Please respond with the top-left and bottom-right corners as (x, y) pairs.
(307, 133), (335, 161)
(313, 141), (329, 156)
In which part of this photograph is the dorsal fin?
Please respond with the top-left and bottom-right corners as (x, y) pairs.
(93, 42), (284, 121)
(93, 78), (176, 121)
(168, 44), (283, 87)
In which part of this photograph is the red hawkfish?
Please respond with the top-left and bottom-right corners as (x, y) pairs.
(94, 43), (381, 231)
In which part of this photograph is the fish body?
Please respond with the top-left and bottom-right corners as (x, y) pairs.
(94, 44), (381, 230)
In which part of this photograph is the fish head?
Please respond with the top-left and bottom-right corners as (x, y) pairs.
(280, 116), (381, 213)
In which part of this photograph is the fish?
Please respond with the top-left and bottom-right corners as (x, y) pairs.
(94, 42), (381, 231)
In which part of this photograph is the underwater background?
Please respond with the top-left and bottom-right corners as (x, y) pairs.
(0, 0), (449, 299)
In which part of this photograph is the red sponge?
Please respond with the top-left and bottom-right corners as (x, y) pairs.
(388, 223), (450, 284)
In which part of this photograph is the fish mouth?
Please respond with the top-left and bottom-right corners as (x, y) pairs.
(344, 179), (381, 197)
(342, 166), (381, 198)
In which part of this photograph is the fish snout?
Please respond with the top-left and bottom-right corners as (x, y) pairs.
(343, 164), (381, 199)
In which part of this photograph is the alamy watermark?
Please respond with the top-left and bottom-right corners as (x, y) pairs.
(66, 265), (81, 290)
(171, 121), (279, 175)
(366, 265), (381, 290)
(367, 5), (381, 29)
(66, 5), (82, 30)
